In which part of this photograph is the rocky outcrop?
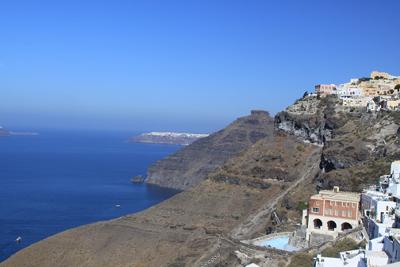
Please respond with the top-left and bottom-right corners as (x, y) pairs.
(276, 95), (400, 191)
(131, 175), (144, 183)
(146, 110), (275, 190)
(275, 95), (341, 144)
(5, 93), (400, 267)
(317, 110), (400, 191)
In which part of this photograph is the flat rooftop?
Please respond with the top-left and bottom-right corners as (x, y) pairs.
(362, 190), (393, 201)
(311, 190), (360, 202)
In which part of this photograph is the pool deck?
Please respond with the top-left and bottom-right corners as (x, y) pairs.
(241, 232), (300, 251)
(242, 232), (293, 245)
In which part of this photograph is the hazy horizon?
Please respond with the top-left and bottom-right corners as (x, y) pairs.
(1, 0), (399, 132)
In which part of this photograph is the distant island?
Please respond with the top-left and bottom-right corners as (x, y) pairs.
(0, 126), (10, 136)
(131, 131), (209, 145)
(0, 126), (38, 137)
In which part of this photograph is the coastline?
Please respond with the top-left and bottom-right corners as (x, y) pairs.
(1, 183), (180, 263)
(0, 130), (322, 267)
(0, 134), (180, 262)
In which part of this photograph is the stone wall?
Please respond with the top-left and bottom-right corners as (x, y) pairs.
(309, 232), (334, 247)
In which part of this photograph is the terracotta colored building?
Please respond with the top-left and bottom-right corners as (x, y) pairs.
(315, 84), (337, 95)
(306, 187), (360, 240)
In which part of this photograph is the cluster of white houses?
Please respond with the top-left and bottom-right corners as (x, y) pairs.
(313, 71), (400, 111)
(305, 161), (400, 267)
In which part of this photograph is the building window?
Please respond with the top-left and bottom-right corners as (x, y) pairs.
(348, 211), (352, 217)
(312, 208), (320, 213)
(342, 202), (345, 207)
(352, 203), (356, 208)
(335, 210), (339, 216)
(325, 209), (332, 215)
(342, 211), (346, 217)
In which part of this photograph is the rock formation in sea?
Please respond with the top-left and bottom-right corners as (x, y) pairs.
(130, 175), (145, 183)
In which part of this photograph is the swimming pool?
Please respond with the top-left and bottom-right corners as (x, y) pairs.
(256, 235), (299, 251)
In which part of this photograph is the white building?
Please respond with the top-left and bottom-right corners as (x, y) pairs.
(337, 84), (363, 98)
(314, 233), (400, 267)
(361, 190), (396, 239)
(314, 251), (365, 267)
(362, 191), (396, 225)
(391, 161), (400, 179)
(342, 97), (371, 107)
(367, 99), (380, 112)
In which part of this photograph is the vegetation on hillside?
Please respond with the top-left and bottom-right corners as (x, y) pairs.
(321, 238), (360, 257)
(287, 253), (313, 267)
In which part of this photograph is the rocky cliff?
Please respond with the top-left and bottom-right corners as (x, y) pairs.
(4, 95), (400, 267)
(276, 95), (400, 191)
(146, 110), (275, 190)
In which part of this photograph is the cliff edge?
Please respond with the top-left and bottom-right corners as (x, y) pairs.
(146, 110), (274, 190)
(4, 95), (400, 267)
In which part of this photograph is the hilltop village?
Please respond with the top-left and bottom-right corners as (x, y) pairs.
(311, 71), (400, 111)
(239, 71), (400, 267)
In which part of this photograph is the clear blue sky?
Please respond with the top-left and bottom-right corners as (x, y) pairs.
(1, 0), (399, 132)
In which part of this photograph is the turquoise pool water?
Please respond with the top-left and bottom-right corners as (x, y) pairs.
(259, 236), (299, 251)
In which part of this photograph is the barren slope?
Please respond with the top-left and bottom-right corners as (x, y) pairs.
(146, 110), (274, 190)
(1, 132), (320, 267)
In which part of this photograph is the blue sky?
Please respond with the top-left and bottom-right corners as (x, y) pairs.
(1, 0), (399, 132)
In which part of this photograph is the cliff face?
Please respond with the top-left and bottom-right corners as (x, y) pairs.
(4, 95), (400, 267)
(146, 110), (274, 190)
(275, 95), (400, 191)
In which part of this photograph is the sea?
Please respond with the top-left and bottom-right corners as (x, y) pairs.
(0, 130), (180, 262)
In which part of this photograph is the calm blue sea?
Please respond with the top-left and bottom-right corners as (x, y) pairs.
(0, 130), (180, 262)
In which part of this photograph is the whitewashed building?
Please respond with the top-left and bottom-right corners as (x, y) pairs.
(337, 84), (363, 98)
(361, 190), (396, 239)
(314, 233), (400, 267)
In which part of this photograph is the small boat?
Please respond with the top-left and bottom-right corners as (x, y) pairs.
(16, 236), (22, 243)
(115, 204), (121, 208)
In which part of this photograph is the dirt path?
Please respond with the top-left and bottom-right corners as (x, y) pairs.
(193, 147), (322, 267)
(230, 147), (322, 240)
